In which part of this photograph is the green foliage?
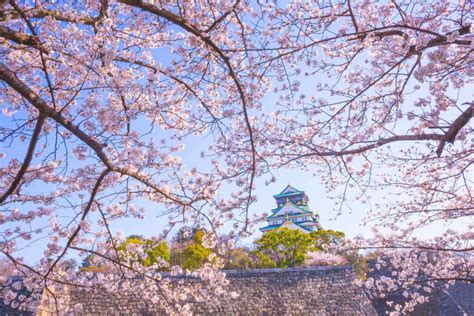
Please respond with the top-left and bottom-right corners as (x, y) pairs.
(252, 228), (346, 268)
(178, 244), (212, 270)
(309, 229), (345, 251)
(344, 251), (369, 280)
(253, 228), (314, 268)
(78, 226), (361, 277)
(79, 228), (356, 274)
(170, 229), (212, 270)
(109, 228), (347, 272)
(118, 236), (170, 270)
(223, 247), (256, 270)
(142, 240), (171, 267)
(254, 252), (278, 268)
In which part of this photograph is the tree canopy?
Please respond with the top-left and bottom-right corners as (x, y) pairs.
(253, 228), (345, 268)
(117, 235), (171, 268)
(171, 229), (213, 271)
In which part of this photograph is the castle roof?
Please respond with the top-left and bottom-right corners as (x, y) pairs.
(268, 201), (312, 218)
(273, 185), (304, 198)
(260, 220), (313, 233)
(259, 224), (282, 231)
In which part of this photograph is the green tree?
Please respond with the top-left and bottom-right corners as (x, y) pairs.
(252, 228), (346, 268)
(311, 230), (368, 279)
(118, 235), (170, 270)
(170, 229), (212, 270)
(223, 247), (256, 270)
(309, 229), (345, 250)
(253, 228), (314, 268)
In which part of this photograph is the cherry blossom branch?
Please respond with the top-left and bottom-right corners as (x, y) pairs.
(346, 0), (358, 33)
(1, 0), (109, 26)
(0, 62), (187, 205)
(290, 134), (444, 160)
(42, 169), (110, 280)
(0, 114), (45, 204)
(0, 62), (108, 160)
(96, 202), (125, 277)
(0, 25), (49, 53)
(117, 0), (257, 225)
(347, 245), (474, 253)
(113, 56), (225, 134)
(1, 251), (87, 288)
(204, 0), (240, 33)
(436, 103), (473, 156)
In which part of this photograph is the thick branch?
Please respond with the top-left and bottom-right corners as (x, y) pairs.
(0, 25), (49, 53)
(0, 62), (188, 205)
(354, 24), (471, 55)
(347, 0), (358, 33)
(0, 114), (45, 204)
(301, 134), (445, 158)
(436, 103), (473, 156)
(0, 62), (108, 160)
(1, 0), (109, 26)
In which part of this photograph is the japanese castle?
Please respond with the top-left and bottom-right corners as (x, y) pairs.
(260, 185), (321, 233)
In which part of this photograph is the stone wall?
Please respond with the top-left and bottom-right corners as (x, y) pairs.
(38, 266), (376, 315)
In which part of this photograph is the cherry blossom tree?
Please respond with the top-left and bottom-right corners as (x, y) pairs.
(1, 0), (263, 312)
(0, 0), (472, 314)
(243, 0), (472, 313)
(305, 251), (348, 266)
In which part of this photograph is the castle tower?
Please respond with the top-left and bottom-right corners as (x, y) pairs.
(260, 185), (321, 233)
